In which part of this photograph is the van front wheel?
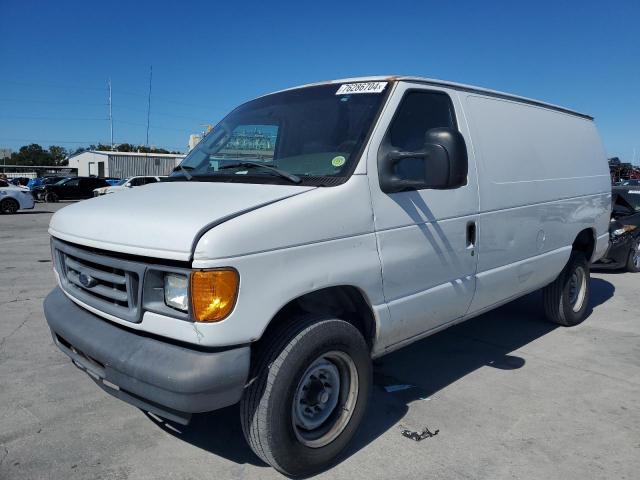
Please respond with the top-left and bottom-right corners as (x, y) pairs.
(240, 316), (371, 477)
(543, 251), (590, 326)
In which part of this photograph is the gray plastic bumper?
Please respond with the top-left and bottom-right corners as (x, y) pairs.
(44, 287), (250, 424)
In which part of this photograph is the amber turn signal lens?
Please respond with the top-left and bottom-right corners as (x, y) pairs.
(190, 269), (239, 322)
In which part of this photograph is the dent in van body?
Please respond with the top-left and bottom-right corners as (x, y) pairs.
(189, 175), (387, 347)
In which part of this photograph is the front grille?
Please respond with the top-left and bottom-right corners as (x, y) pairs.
(53, 239), (145, 323)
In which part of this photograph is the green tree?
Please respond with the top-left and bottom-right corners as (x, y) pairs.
(10, 144), (52, 166)
(48, 146), (69, 166)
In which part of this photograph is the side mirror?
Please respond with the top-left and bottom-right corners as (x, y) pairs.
(379, 127), (468, 193)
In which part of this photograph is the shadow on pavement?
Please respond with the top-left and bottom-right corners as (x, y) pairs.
(145, 277), (615, 472)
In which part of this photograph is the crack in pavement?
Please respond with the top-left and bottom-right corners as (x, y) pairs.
(0, 445), (8, 470)
(0, 317), (30, 351)
(0, 297), (44, 307)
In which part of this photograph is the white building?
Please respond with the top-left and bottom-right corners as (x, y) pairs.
(188, 134), (202, 151)
(68, 150), (185, 178)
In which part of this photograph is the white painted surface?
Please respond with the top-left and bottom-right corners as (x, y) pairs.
(48, 78), (611, 353)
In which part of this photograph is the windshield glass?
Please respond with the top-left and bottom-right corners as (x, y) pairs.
(116, 178), (130, 186)
(54, 178), (70, 185)
(172, 83), (388, 185)
(619, 190), (640, 211)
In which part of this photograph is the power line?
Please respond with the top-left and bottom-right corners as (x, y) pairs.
(113, 119), (192, 132)
(0, 98), (108, 106)
(0, 115), (108, 121)
(0, 137), (110, 145)
(0, 78), (214, 111)
(0, 137), (185, 151)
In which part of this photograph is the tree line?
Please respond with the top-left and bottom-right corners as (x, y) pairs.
(3, 143), (183, 166)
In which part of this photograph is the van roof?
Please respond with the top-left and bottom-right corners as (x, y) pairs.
(286, 75), (593, 120)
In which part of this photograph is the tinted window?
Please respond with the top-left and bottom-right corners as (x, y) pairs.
(144, 177), (159, 184)
(64, 178), (80, 187)
(387, 91), (456, 180)
(129, 178), (145, 186)
(619, 190), (640, 211)
(390, 91), (456, 151)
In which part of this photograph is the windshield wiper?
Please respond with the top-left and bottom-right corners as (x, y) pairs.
(172, 164), (193, 180)
(218, 162), (301, 184)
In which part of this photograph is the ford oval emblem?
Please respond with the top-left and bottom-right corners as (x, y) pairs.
(79, 272), (97, 288)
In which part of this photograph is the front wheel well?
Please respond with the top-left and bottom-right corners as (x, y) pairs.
(257, 286), (376, 352)
(573, 228), (596, 261)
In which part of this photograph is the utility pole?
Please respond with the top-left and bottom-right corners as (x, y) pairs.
(108, 78), (114, 150)
(146, 65), (153, 146)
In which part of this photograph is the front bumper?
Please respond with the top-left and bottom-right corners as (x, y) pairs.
(44, 287), (250, 424)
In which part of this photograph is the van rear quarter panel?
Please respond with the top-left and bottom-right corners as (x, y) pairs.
(461, 93), (611, 314)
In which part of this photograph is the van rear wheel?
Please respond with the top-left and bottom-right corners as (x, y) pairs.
(240, 316), (371, 477)
(543, 251), (590, 326)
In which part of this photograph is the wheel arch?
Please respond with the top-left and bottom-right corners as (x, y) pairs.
(256, 285), (378, 353)
(572, 228), (596, 262)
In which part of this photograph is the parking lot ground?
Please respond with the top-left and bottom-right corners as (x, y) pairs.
(1, 201), (639, 479)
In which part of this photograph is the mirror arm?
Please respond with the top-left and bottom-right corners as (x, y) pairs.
(386, 150), (427, 162)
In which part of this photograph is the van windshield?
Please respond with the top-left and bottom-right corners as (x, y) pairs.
(171, 83), (388, 186)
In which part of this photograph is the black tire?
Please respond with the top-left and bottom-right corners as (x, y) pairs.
(0, 198), (19, 214)
(240, 315), (372, 477)
(626, 237), (640, 273)
(45, 192), (58, 203)
(543, 251), (590, 326)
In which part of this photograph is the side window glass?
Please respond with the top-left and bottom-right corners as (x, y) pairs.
(388, 91), (456, 180)
(130, 178), (144, 187)
(65, 178), (80, 187)
(145, 177), (158, 184)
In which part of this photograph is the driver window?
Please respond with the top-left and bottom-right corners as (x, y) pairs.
(388, 91), (456, 180)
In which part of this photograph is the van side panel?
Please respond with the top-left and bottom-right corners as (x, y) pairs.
(461, 93), (611, 315)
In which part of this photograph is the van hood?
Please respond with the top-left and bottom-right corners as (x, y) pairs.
(49, 181), (315, 261)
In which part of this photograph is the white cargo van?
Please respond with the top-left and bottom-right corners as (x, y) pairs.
(44, 76), (611, 476)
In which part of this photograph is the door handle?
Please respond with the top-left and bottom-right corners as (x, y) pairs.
(466, 221), (476, 254)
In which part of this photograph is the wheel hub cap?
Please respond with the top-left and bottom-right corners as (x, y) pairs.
(291, 351), (359, 449)
(293, 360), (340, 431)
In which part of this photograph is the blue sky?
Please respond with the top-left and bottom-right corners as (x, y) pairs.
(0, 0), (638, 162)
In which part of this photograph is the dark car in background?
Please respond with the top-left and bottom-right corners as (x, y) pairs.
(595, 186), (640, 272)
(620, 179), (640, 186)
(33, 177), (109, 202)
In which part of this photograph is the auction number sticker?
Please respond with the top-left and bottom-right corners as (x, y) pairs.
(336, 82), (386, 95)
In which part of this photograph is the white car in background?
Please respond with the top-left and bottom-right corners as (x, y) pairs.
(93, 176), (164, 196)
(0, 179), (35, 214)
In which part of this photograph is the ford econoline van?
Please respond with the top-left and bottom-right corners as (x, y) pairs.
(44, 76), (611, 476)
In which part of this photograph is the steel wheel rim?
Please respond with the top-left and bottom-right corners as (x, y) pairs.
(292, 350), (359, 449)
(568, 266), (587, 312)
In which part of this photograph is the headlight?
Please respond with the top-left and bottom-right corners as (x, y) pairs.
(190, 269), (239, 322)
(612, 225), (637, 236)
(164, 273), (189, 311)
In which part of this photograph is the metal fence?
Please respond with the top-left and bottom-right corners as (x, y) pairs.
(108, 155), (178, 178)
